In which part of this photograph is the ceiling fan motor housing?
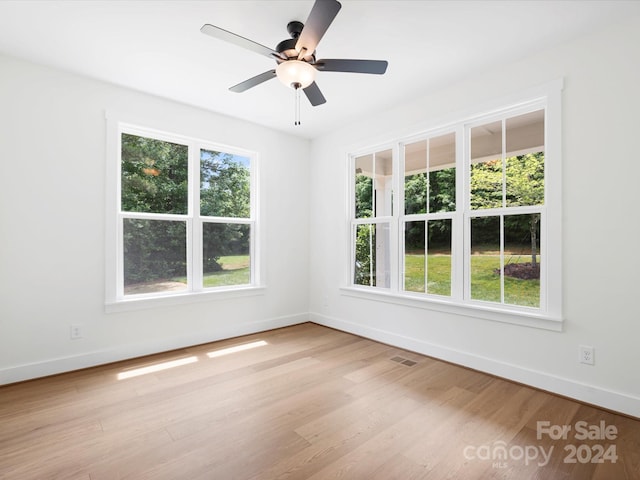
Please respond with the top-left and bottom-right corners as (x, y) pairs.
(276, 22), (315, 62)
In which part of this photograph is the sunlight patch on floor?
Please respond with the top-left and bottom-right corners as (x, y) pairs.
(207, 340), (268, 358)
(117, 356), (198, 380)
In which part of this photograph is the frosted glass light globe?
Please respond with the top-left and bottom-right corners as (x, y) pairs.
(276, 60), (317, 89)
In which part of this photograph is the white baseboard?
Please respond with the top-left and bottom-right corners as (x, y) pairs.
(0, 313), (308, 385)
(4, 311), (638, 419)
(309, 312), (640, 419)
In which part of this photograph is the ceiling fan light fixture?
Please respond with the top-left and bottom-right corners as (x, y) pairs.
(201, 0), (387, 113)
(276, 60), (316, 89)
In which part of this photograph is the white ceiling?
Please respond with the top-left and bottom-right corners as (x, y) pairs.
(1, 0), (639, 139)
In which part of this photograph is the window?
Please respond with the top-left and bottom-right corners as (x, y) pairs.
(347, 84), (562, 329)
(403, 132), (456, 297)
(107, 121), (258, 308)
(468, 109), (545, 308)
(352, 148), (393, 288)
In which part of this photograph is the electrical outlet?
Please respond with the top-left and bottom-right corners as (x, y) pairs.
(579, 345), (594, 365)
(70, 324), (83, 339)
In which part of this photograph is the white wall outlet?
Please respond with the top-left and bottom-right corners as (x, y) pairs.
(70, 324), (83, 339)
(579, 345), (594, 365)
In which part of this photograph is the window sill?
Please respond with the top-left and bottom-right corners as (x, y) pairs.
(105, 285), (266, 313)
(339, 286), (563, 331)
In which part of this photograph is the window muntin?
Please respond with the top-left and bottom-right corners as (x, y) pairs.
(354, 149), (393, 218)
(350, 103), (553, 318)
(404, 133), (456, 215)
(469, 213), (541, 308)
(116, 126), (256, 300)
(403, 219), (452, 296)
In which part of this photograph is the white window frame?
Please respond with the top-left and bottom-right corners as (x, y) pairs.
(343, 81), (563, 331)
(398, 126), (462, 300)
(105, 113), (263, 312)
(350, 144), (398, 291)
(463, 103), (548, 310)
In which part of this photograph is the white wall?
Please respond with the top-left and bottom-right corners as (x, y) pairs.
(309, 16), (640, 417)
(0, 54), (310, 383)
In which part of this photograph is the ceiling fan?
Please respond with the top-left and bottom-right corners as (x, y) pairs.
(200, 0), (388, 124)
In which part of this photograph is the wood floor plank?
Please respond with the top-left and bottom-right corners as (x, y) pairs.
(1, 323), (638, 480)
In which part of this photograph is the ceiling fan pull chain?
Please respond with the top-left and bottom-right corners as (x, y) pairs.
(294, 82), (302, 126)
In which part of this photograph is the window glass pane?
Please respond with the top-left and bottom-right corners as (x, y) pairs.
(428, 133), (456, 213)
(121, 133), (188, 214)
(200, 150), (251, 218)
(123, 219), (187, 295)
(505, 110), (545, 207)
(470, 216), (501, 302)
(506, 153), (544, 207)
(427, 219), (452, 296)
(404, 141), (427, 215)
(404, 221), (425, 292)
(354, 223), (391, 288)
(403, 219), (452, 296)
(505, 109), (544, 155)
(355, 224), (374, 286)
(504, 214), (541, 307)
(470, 120), (503, 210)
(374, 150), (393, 217)
(355, 150), (393, 218)
(355, 154), (373, 218)
(203, 223), (251, 288)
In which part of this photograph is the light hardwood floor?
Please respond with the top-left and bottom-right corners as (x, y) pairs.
(1, 323), (638, 479)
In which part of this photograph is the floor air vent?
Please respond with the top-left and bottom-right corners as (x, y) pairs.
(390, 356), (417, 367)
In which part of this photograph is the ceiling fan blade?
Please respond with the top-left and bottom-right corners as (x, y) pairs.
(201, 24), (282, 60)
(229, 70), (277, 93)
(315, 59), (388, 74)
(295, 0), (342, 57)
(303, 81), (326, 106)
